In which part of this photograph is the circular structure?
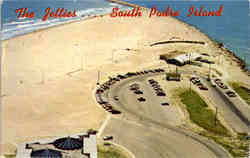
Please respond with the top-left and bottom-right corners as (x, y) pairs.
(31, 149), (62, 158)
(53, 137), (83, 150)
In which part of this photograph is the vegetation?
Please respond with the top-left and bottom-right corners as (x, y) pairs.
(98, 144), (129, 158)
(230, 82), (250, 106)
(4, 154), (17, 158)
(201, 133), (249, 158)
(178, 89), (249, 157)
(179, 90), (229, 136)
(166, 72), (181, 77)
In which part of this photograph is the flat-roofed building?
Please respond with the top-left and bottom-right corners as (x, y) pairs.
(160, 51), (201, 66)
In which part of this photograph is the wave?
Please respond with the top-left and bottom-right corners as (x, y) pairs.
(1, 5), (130, 40)
(3, 19), (35, 26)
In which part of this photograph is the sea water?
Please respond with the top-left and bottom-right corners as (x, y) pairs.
(124, 0), (250, 70)
(1, 0), (130, 40)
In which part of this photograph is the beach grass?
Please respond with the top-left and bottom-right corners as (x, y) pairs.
(179, 89), (250, 157)
(3, 154), (16, 158)
(202, 133), (249, 158)
(230, 82), (250, 106)
(179, 90), (229, 136)
(98, 144), (129, 158)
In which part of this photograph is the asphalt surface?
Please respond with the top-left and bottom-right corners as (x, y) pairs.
(202, 79), (249, 133)
(100, 72), (232, 158)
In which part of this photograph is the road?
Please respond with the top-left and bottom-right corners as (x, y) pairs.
(179, 69), (250, 133)
(100, 72), (232, 158)
(202, 79), (249, 133)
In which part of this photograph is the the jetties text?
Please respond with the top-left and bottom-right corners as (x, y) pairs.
(15, 8), (77, 21)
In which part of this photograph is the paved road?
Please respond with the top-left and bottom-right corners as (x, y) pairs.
(202, 79), (249, 133)
(179, 70), (250, 133)
(103, 118), (220, 158)
(101, 73), (231, 158)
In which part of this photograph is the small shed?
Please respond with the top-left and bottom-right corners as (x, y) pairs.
(166, 73), (181, 81)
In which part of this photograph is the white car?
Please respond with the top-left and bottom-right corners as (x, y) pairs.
(103, 136), (113, 141)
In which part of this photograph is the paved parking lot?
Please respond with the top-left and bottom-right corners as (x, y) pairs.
(111, 78), (182, 126)
(103, 73), (231, 158)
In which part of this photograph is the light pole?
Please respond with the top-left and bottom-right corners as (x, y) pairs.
(75, 43), (84, 71)
(97, 70), (100, 85)
(208, 63), (211, 81)
(214, 107), (218, 126)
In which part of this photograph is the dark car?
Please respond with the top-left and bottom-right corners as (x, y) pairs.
(114, 96), (119, 101)
(161, 102), (169, 106)
(114, 78), (120, 81)
(130, 86), (139, 91)
(138, 97), (146, 102)
(226, 91), (236, 97)
(148, 79), (155, 84)
(134, 90), (143, 94)
(214, 78), (222, 83)
(111, 109), (121, 114)
(158, 68), (165, 72)
(199, 85), (208, 90)
(156, 91), (166, 96)
(117, 75), (125, 79)
(218, 83), (228, 89)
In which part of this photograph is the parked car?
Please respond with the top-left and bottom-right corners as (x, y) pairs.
(114, 78), (120, 81)
(138, 97), (146, 102)
(134, 90), (143, 94)
(114, 96), (119, 101)
(218, 83), (228, 89)
(199, 85), (208, 90)
(103, 136), (113, 141)
(226, 91), (236, 97)
(156, 91), (166, 96)
(148, 79), (155, 84)
(214, 78), (222, 83)
(130, 83), (140, 90)
(161, 102), (169, 106)
(130, 86), (139, 91)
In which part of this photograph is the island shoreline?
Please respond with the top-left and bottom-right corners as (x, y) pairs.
(108, 0), (249, 74)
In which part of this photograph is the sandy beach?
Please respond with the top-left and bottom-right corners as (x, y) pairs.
(1, 2), (250, 155)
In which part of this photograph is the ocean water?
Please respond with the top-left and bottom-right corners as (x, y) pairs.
(1, 0), (130, 40)
(124, 0), (250, 70)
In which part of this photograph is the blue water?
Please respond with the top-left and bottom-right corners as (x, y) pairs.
(124, 0), (250, 70)
(1, 0), (130, 40)
(1, 0), (249, 70)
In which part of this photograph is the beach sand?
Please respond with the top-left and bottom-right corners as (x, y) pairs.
(1, 6), (249, 155)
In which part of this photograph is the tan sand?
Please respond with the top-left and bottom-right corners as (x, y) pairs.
(1, 6), (249, 155)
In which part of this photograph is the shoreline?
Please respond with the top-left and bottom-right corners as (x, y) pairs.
(2, 0), (248, 74)
(108, 0), (249, 74)
(2, 15), (104, 42)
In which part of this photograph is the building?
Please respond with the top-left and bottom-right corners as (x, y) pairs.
(160, 51), (201, 66)
(166, 72), (181, 81)
(16, 133), (98, 158)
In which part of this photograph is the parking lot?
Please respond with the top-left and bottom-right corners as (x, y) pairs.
(110, 77), (183, 127)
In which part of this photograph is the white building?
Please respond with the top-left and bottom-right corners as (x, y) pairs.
(165, 52), (201, 66)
